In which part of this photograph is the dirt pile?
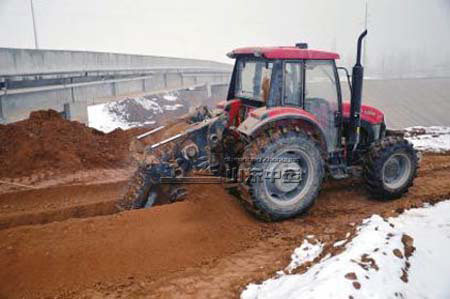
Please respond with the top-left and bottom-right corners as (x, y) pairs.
(0, 154), (449, 298)
(0, 110), (137, 178)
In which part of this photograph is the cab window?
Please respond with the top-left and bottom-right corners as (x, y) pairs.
(283, 62), (303, 106)
(236, 60), (273, 103)
(304, 60), (339, 110)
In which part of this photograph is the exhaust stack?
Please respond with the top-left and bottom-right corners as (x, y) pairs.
(348, 30), (368, 161)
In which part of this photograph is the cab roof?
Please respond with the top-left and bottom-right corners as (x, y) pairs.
(228, 47), (340, 60)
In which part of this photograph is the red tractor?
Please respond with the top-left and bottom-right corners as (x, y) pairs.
(123, 31), (418, 221)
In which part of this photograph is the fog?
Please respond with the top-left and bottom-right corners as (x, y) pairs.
(1, 0), (449, 78)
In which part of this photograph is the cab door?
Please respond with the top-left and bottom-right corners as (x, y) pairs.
(303, 60), (342, 152)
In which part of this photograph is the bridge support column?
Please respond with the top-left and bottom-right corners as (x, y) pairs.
(180, 73), (184, 88)
(163, 73), (168, 89)
(206, 82), (212, 98)
(0, 94), (5, 123)
(112, 82), (117, 97)
(66, 101), (88, 124)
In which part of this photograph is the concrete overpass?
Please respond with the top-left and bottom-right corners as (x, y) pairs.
(0, 48), (232, 124)
(1, 48), (449, 129)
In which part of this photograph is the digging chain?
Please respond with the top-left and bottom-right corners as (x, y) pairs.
(119, 139), (186, 210)
(118, 164), (153, 210)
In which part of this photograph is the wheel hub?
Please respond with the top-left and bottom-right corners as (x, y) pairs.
(382, 153), (412, 189)
(273, 162), (302, 193)
(384, 159), (401, 179)
(263, 149), (312, 203)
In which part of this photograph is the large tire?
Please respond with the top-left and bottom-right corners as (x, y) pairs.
(237, 130), (324, 221)
(364, 136), (418, 200)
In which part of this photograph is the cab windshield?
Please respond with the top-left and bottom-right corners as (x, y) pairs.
(235, 59), (273, 102)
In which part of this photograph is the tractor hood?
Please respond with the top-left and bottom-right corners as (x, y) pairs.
(342, 102), (384, 125)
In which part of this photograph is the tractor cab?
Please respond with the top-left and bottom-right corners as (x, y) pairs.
(225, 45), (344, 153)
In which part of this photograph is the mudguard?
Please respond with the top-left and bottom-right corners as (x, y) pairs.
(237, 106), (329, 152)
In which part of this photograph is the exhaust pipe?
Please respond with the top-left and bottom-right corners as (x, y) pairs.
(348, 30), (368, 162)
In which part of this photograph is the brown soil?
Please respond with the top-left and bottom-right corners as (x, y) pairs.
(0, 110), (142, 178)
(1, 113), (449, 298)
(0, 167), (134, 195)
(0, 153), (449, 298)
(0, 182), (126, 230)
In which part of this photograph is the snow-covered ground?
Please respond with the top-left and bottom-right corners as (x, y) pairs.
(87, 92), (185, 133)
(242, 132), (450, 299)
(87, 100), (155, 133)
(242, 200), (450, 299)
(405, 126), (450, 153)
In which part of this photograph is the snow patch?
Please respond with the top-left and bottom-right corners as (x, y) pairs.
(286, 239), (323, 273)
(333, 239), (347, 247)
(88, 92), (185, 133)
(405, 126), (450, 153)
(88, 97), (160, 133)
(134, 97), (164, 113)
(163, 104), (184, 111)
(163, 94), (178, 102)
(242, 200), (450, 299)
(87, 103), (131, 133)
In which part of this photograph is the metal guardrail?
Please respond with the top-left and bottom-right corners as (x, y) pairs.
(0, 66), (231, 80)
(0, 66), (231, 96)
(0, 74), (229, 96)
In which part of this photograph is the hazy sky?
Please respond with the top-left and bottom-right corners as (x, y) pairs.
(1, 0), (449, 78)
(0, 0), (346, 62)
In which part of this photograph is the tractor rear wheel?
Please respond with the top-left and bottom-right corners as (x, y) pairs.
(237, 130), (324, 221)
(364, 136), (418, 200)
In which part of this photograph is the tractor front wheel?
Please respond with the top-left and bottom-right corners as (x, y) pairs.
(364, 136), (418, 200)
(237, 130), (324, 221)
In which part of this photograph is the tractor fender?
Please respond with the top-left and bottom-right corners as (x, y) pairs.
(237, 107), (329, 152)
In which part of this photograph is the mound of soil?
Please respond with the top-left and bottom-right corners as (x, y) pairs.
(0, 154), (449, 298)
(0, 110), (136, 178)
